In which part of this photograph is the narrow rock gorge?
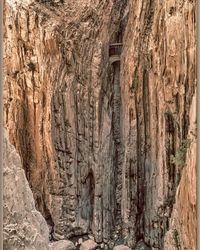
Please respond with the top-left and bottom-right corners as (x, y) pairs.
(3, 0), (197, 249)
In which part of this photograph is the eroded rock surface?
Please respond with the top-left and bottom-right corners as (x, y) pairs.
(134, 240), (150, 250)
(4, 0), (128, 244)
(49, 240), (76, 250)
(120, 0), (196, 248)
(80, 239), (98, 250)
(164, 90), (197, 249)
(3, 130), (49, 250)
(3, 129), (77, 249)
(113, 245), (131, 250)
(4, 0), (196, 249)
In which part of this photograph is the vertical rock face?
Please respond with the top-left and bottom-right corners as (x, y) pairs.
(3, 130), (49, 250)
(164, 90), (196, 250)
(4, 0), (128, 244)
(3, 129), (76, 250)
(4, 0), (196, 249)
(121, 0), (196, 248)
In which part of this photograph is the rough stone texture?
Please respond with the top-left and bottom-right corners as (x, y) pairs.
(4, 0), (196, 249)
(49, 240), (76, 250)
(120, 0), (196, 248)
(3, 128), (78, 249)
(80, 239), (98, 250)
(3, 130), (49, 250)
(4, 0), (128, 244)
(134, 240), (150, 250)
(113, 245), (131, 250)
(164, 89), (196, 250)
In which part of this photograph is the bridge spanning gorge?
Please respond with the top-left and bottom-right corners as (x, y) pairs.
(109, 43), (122, 64)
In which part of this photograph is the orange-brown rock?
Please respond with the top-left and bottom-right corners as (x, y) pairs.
(4, 0), (196, 249)
(120, 0), (196, 248)
(3, 128), (77, 250)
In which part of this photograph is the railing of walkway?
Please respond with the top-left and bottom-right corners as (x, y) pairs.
(109, 43), (123, 57)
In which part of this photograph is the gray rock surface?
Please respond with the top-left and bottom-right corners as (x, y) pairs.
(80, 239), (98, 250)
(3, 130), (49, 250)
(113, 245), (131, 250)
(49, 240), (76, 250)
(134, 240), (150, 250)
(3, 130), (76, 250)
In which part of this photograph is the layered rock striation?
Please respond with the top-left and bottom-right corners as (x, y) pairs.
(3, 129), (76, 249)
(120, 0), (196, 248)
(4, 0), (196, 249)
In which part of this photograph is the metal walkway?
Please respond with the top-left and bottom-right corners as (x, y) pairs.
(109, 43), (122, 63)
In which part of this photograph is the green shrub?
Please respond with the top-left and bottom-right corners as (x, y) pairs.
(170, 139), (191, 165)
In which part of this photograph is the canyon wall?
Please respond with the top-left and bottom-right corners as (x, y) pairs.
(120, 0), (196, 248)
(3, 129), (76, 250)
(4, 0), (196, 249)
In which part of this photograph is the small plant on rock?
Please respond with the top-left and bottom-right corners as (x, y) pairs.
(170, 139), (191, 166)
(27, 62), (36, 71)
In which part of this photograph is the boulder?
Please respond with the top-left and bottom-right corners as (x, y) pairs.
(134, 240), (150, 250)
(49, 240), (76, 250)
(80, 239), (98, 250)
